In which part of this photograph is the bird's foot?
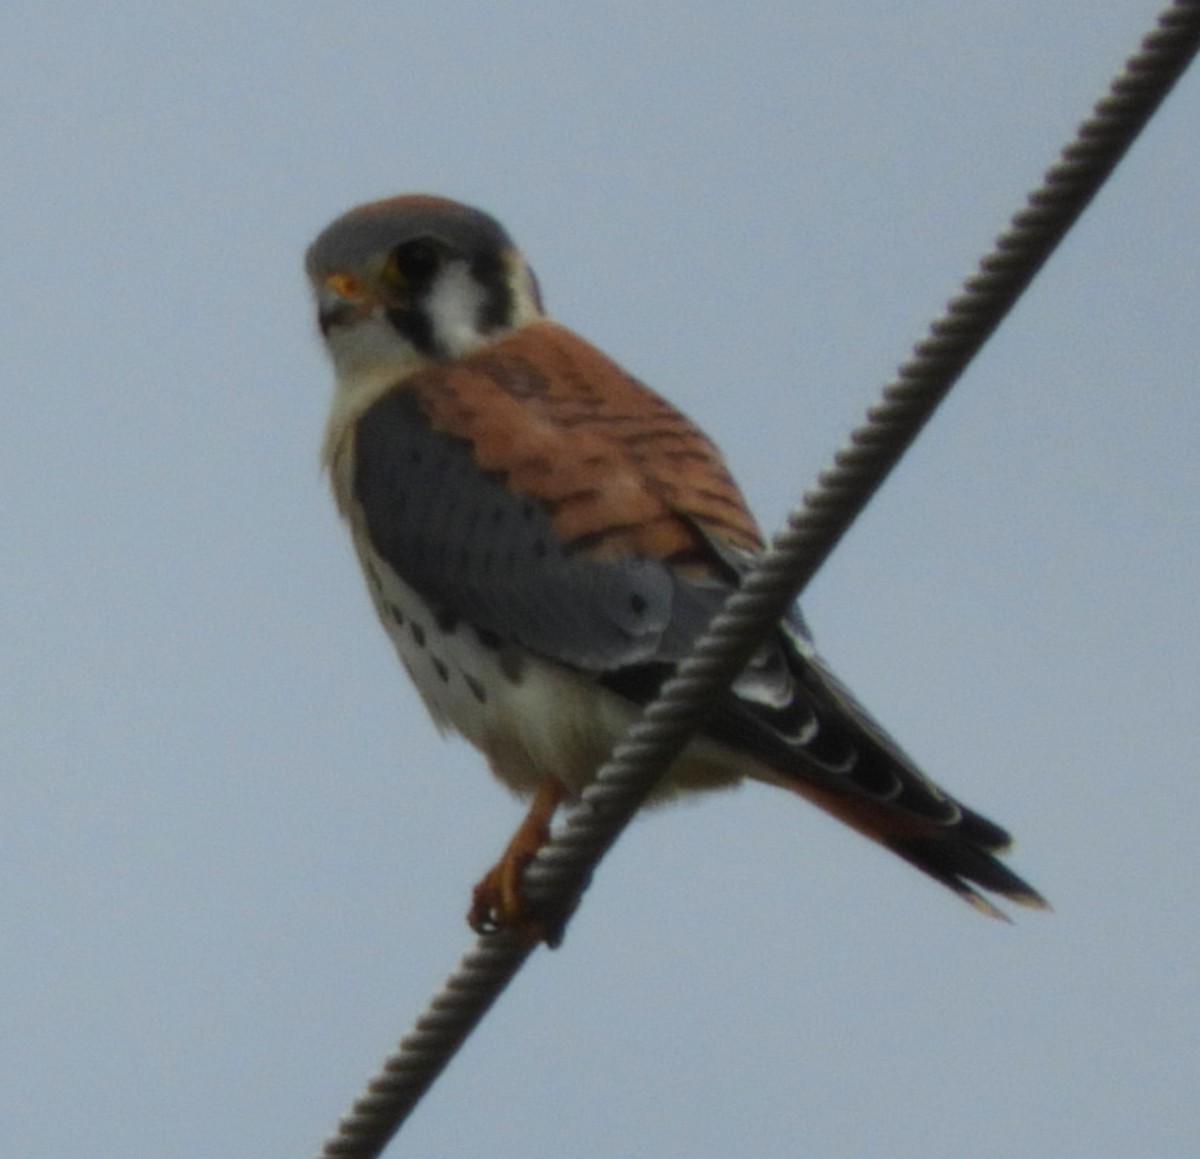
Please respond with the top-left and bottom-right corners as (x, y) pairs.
(468, 778), (567, 946)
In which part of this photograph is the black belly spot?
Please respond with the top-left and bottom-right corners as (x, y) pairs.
(499, 646), (524, 683)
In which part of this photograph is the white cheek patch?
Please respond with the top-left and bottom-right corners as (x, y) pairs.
(426, 261), (490, 358)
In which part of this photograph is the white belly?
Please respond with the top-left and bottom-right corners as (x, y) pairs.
(355, 541), (748, 802)
(357, 544), (640, 796)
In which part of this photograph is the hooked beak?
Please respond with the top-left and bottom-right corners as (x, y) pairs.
(317, 272), (378, 334)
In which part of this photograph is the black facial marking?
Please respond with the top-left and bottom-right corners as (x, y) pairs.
(472, 249), (514, 333)
(381, 227), (516, 354)
(385, 306), (438, 358)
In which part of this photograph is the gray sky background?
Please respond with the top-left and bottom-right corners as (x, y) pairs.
(4, 3), (1198, 1157)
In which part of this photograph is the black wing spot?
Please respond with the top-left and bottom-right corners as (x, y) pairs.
(432, 656), (450, 683)
(499, 646), (524, 683)
(476, 627), (502, 650)
(465, 674), (488, 704)
(410, 622), (426, 648)
(384, 601), (406, 626)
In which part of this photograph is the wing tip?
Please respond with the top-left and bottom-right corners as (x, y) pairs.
(957, 879), (1052, 922)
(887, 834), (1050, 921)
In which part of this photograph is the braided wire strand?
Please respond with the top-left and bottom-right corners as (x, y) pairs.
(315, 5), (1200, 1155)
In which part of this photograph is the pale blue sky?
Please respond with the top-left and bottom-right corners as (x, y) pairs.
(3, 3), (1198, 1157)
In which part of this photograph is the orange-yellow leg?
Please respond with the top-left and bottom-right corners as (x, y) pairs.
(469, 777), (567, 943)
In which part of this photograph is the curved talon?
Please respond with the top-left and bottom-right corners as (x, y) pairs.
(469, 855), (534, 936)
(468, 777), (567, 945)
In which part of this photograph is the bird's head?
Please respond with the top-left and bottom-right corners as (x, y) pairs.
(306, 195), (545, 380)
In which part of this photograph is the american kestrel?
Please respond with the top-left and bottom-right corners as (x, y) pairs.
(308, 194), (1046, 939)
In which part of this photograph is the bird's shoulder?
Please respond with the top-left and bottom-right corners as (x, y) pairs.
(398, 318), (765, 572)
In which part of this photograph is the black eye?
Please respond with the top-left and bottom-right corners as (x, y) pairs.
(387, 238), (442, 285)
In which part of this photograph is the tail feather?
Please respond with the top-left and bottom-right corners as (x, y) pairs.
(885, 830), (1050, 920)
(601, 614), (1048, 918)
(675, 526), (1046, 918)
(786, 775), (1048, 919)
(771, 622), (1048, 918)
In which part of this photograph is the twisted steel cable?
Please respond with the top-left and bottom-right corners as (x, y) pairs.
(315, 4), (1200, 1155)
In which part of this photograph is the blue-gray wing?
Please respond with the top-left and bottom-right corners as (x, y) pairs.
(352, 387), (730, 671)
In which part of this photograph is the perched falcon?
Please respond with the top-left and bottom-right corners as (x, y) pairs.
(307, 194), (1046, 939)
